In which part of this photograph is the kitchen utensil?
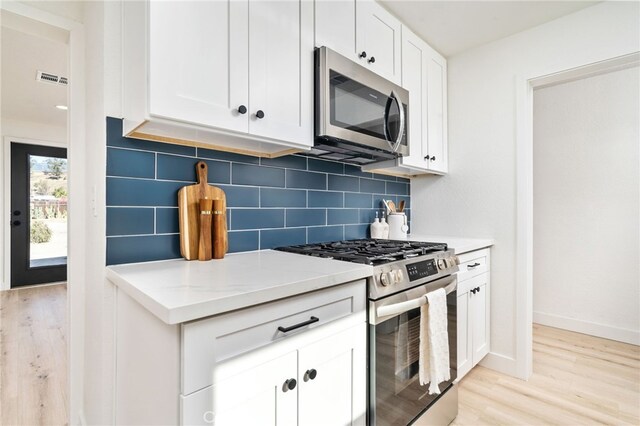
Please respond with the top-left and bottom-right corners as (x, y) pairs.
(388, 200), (396, 213)
(382, 199), (392, 215)
(398, 200), (405, 212)
(178, 161), (228, 260)
(198, 199), (213, 261)
(212, 199), (225, 259)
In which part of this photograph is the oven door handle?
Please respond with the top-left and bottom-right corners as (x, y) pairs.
(376, 281), (456, 318)
(383, 90), (405, 153)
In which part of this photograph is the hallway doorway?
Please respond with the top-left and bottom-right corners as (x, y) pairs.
(10, 142), (68, 287)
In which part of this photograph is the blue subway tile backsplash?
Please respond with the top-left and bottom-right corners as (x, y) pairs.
(106, 117), (411, 265)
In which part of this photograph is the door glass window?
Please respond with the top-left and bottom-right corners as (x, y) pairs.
(29, 155), (67, 268)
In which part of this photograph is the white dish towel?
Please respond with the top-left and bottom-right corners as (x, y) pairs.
(419, 287), (450, 395)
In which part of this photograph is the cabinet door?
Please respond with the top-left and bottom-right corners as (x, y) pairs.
(456, 291), (472, 380)
(400, 27), (429, 170)
(202, 350), (298, 426)
(298, 323), (367, 426)
(425, 47), (448, 173)
(471, 281), (490, 364)
(248, 0), (314, 146)
(356, 0), (402, 84)
(315, 0), (358, 61)
(148, 0), (249, 132)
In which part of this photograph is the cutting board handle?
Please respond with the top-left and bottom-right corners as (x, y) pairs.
(196, 161), (208, 185)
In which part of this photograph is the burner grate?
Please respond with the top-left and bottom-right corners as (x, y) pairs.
(275, 239), (447, 265)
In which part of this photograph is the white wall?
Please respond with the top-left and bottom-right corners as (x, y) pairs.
(1, 117), (66, 143)
(82, 1), (121, 423)
(411, 1), (640, 376)
(532, 66), (640, 345)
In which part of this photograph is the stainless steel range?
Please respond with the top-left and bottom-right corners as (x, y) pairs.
(275, 239), (459, 425)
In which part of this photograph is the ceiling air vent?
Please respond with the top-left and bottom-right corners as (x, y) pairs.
(36, 70), (68, 86)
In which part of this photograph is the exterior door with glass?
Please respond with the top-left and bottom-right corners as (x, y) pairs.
(10, 142), (67, 287)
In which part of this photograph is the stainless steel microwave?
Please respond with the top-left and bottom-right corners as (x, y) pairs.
(313, 47), (409, 165)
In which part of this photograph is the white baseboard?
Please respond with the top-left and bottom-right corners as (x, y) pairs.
(533, 311), (640, 345)
(478, 352), (519, 378)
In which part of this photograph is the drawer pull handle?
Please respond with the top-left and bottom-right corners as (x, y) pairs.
(467, 262), (481, 268)
(277, 316), (319, 333)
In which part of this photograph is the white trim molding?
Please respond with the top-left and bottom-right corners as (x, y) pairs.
(0, 2), (87, 425)
(515, 51), (640, 382)
(534, 311), (640, 346)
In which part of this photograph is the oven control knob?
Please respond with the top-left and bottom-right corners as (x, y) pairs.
(393, 269), (404, 284)
(380, 272), (392, 286)
(437, 259), (447, 270)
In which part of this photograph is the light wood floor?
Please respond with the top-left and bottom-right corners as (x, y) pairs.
(453, 323), (640, 425)
(0, 284), (68, 426)
(0, 286), (638, 426)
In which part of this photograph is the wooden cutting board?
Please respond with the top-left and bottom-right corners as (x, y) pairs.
(178, 161), (228, 260)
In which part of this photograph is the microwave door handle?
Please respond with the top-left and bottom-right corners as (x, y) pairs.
(385, 90), (405, 153)
(376, 281), (457, 318)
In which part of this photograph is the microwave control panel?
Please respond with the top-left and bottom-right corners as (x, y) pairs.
(406, 259), (438, 282)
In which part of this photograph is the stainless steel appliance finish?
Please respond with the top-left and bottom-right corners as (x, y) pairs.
(369, 274), (457, 426)
(313, 47), (409, 165)
(275, 239), (459, 425)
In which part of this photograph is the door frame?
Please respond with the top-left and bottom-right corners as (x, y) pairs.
(3, 136), (67, 290)
(0, 2), (86, 424)
(514, 52), (640, 380)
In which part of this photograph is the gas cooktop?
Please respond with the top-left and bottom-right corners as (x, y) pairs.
(274, 239), (448, 266)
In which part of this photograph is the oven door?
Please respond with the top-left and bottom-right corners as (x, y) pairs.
(368, 275), (457, 426)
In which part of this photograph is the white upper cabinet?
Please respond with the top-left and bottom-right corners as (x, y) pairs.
(425, 48), (448, 173)
(356, 0), (402, 85)
(123, 0), (314, 157)
(401, 26), (448, 174)
(364, 24), (448, 177)
(248, 0), (314, 144)
(315, 0), (401, 83)
(148, 1), (249, 133)
(315, 0), (358, 61)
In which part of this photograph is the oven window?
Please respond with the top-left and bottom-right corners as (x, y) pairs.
(370, 291), (457, 425)
(329, 71), (389, 140)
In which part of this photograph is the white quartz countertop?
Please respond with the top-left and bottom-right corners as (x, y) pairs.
(106, 250), (373, 325)
(408, 234), (494, 254)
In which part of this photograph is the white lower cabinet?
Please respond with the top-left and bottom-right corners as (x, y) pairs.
(298, 323), (366, 426)
(456, 248), (491, 380)
(114, 279), (367, 425)
(181, 321), (366, 426)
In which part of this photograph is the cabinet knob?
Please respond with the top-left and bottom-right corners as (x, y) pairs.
(368, 56), (376, 64)
(11, 220), (21, 227)
(304, 369), (317, 382)
(237, 105), (247, 114)
(13, 210), (21, 216)
(256, 110), (265, 119)
(476, 287), (481, 293)
(359, 51), (367, 59)
(282, 378), (297, 392)
(423, 155), (429, 161)
(470, 288), (476, 295)
(430, 156), (436, 161)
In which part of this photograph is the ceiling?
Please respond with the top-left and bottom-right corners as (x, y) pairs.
(1, 11), (68, 128)
(380, 0), (601, 57)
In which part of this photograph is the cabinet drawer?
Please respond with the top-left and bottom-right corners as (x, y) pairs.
(181, 280), (366, 395)
(456, 249), (489, 283)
